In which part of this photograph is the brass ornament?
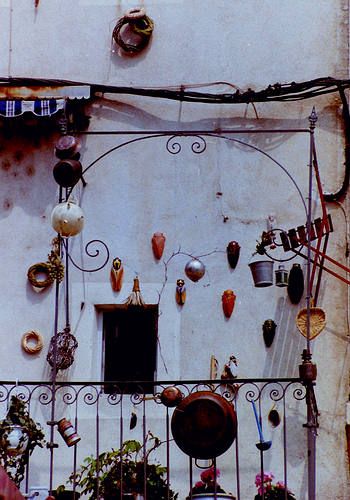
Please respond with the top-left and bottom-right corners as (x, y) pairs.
(176, 279), (186, 305)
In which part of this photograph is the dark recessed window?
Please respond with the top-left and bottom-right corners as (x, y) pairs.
(103, 306), (158, 394)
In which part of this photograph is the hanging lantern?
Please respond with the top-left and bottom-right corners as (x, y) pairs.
(176, 279), (186, 305)
(262, 319), (277, 347)
(275, 264), (288, 287)
(110, 257), (124, 292)
(185, 258), (205, 282)
(287, 263), (304, 304)
(57, 418), (81, 447)
(51, 199), (85, 237)
(222, 289), (236, 318)
(226, 241), (240, 269)
(46, 327), (78, 371)
(152, 232), (166, 259)
(53, 159), (82, 188)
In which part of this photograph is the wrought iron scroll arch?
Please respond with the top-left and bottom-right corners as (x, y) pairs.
(68, 132), (308, 219)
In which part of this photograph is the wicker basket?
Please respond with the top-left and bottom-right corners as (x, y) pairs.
(296, 306), (326, 339)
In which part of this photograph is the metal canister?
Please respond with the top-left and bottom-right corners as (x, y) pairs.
(57, 418), (81, 447)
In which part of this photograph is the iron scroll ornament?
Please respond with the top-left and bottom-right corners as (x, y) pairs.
(72, 133), (307, 221)
(61, 238), (110, 273)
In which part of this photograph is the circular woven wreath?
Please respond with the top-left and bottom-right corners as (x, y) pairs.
(21, 330), (44, 354)
(27, 251), (64, 288)
(112, 8), (154, 54)
(27, 262), (55, 288)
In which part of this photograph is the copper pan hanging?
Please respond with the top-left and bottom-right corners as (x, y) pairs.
(171, 391), (237, 459)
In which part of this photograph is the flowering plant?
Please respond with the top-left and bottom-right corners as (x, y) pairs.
(188, 466), (227, 497)
(254, 472), (296, 500)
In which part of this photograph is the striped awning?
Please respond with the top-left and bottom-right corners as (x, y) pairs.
(0, 85), (90, 117)
(0, 98), (65, 117)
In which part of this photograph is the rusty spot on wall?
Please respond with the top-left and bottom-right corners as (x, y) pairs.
(14, 151), (23, 162)
(3, 199), (12, 210)
(26, 165), (35, 177)
(1, 159), (10, 171)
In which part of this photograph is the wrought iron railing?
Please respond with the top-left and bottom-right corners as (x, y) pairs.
(0, 376), (315, 500)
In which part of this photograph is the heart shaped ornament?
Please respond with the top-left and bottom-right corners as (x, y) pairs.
(296, 306), (326, 340)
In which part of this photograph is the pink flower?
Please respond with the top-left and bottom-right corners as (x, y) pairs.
(200, 467), (220, 484)
(255, 471), (274, 487)
(194, 481), (204, 488)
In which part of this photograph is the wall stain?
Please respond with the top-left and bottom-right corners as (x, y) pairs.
(3, 199), (12, 210)
(1, 159), (10, 171)
(26, 165), (35, 177)
(14, 151), (23, 162)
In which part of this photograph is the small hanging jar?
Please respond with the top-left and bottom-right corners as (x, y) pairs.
(222, 290), (236, 318)
(262, 319), (277, 347)
(287, 263), (304, 304)
(226, 241), (240, 269)
(152, 232), (166, 259)
(110, 257), (124, 292)
(176, 279), (186, 305)
(275, 264), (288, 287)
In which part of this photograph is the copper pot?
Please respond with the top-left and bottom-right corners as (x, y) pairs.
(171, 391), (237, 459)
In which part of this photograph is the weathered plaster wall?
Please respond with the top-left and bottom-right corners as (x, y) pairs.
(0, 0), (349, 499)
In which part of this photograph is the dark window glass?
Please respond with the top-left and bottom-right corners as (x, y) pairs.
(103, 306), (158, 394)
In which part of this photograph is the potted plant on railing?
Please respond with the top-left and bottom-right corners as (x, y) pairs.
(186, 466), (235, 499)
(0, 395), (46, 486)
(254, 472), (296, 500)
(62, 431), (178, 500)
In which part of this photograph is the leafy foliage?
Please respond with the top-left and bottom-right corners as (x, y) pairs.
(0, 395), (46, 486)
(68, 431), (178, 500)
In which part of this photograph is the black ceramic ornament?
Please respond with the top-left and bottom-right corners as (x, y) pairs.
(287, 263), (304, 304)
(262, 319), (277, 348)
(226, 241), (240, 269)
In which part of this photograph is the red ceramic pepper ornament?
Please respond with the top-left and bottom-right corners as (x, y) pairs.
(152, 232), (166, 259)
(222, 289), (236, 318)
(226, 241), (240, 269)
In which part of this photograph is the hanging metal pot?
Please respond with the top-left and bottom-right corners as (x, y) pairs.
(53, 159), (82, 188)
(185, 259), (205, 282)
(171, 391), (237, 459)
(51, 200), (85, 237)
(222, 289), (236, 318)
(226, 241), (240, 269)
(248, 260), (274, 287)
(152, 232), (166, 260)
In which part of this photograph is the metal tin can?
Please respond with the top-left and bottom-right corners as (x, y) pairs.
(57, 418), (81, 447)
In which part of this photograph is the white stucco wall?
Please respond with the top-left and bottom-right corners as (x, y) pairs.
(0, 1), (349, 499)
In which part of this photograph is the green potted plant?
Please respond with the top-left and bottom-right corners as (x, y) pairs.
(0, 395), (46, 486)
(254, 472), (296, 500)
(64, 431), (178, 500)
(186, 466), (235, 499)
